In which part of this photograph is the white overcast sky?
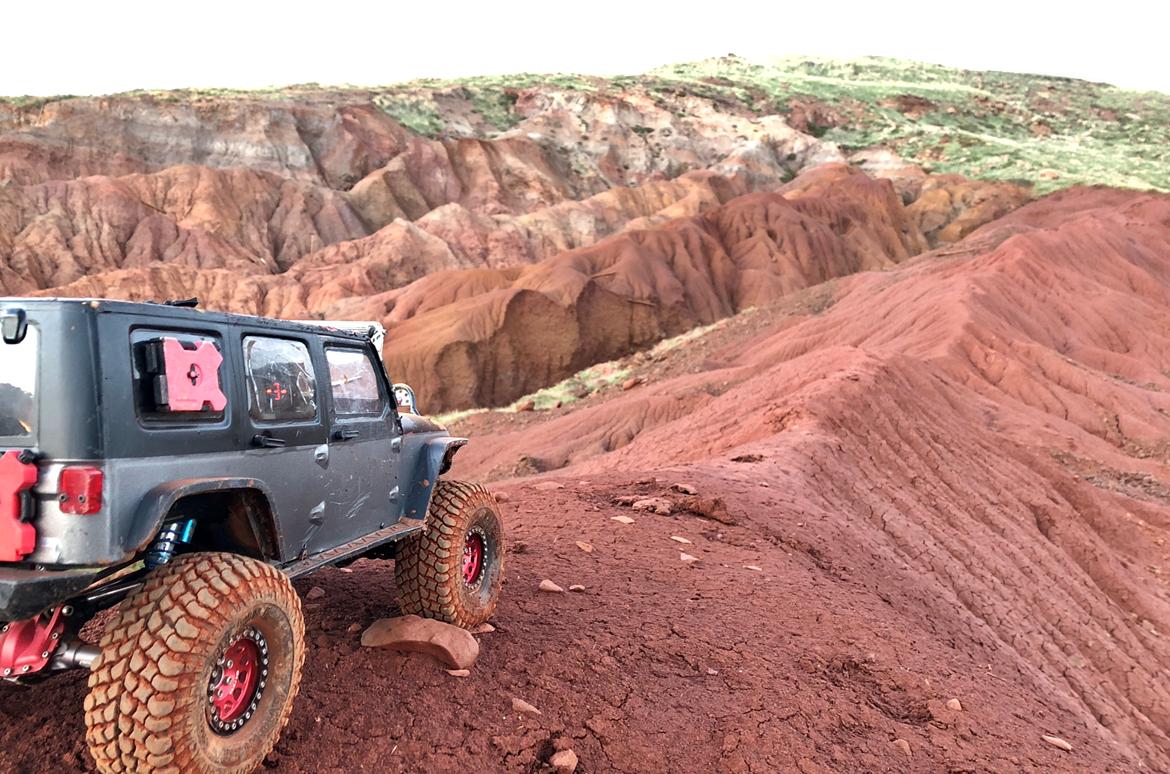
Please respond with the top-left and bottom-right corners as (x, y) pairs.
(2, 1), (1168, 95)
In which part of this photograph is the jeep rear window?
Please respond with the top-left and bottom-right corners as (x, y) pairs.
(0, 326), (37, 440)
(244, 337), (317, 423)
(326, 347), (385, 417)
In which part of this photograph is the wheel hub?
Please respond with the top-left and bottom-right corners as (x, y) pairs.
(463, 528), (487, 588)
(207, 626), (268, 734)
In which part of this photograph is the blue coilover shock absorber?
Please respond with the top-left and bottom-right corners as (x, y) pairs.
(145, 519), (196, 570)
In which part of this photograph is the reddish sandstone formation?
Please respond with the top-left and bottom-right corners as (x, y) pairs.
(27, 164), (1026, 412)
(377, 166), (927, 410)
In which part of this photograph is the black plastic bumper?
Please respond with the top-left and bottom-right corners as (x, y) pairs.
(0, 567), (98, 621)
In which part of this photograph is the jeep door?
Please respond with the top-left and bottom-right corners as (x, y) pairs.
(318, 341), (402, 549)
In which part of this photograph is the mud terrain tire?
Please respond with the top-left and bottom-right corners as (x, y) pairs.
(84, 553), (305, 774)
(396, 480), (505, 628)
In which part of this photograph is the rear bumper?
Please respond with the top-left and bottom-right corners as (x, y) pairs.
(0, 566), (98, 621)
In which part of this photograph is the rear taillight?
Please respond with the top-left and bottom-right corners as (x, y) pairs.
(59, 467), (103, 515)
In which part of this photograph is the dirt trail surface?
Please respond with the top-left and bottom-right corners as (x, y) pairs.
(0, 476), (1136, 773)
(3, 186), (1168, 772)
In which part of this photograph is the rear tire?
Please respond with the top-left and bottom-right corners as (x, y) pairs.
(396, 480), (505, 628)
(84, 553), (304, 774)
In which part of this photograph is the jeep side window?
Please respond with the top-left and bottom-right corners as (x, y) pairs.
(325, 347), (385, 417)
(130, 329), (226, 425)
(243, 336), (317, 422)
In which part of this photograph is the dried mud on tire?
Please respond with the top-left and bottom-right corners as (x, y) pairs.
(84, 553), (305, 774)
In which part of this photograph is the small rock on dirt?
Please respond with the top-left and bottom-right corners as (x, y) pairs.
(670, 535), (693, 544)
(516, 400), (535, 412)
(305, 586), (326, 600)
(731, 453), (764, 463)
(446, 669), (470, 678)
(575, 540), (594, 553)
(622, 376), (643, 391)
(1041, 735), (1072, 752)
(744, 565), (763, 571)
(946, 698), (963, 711)
(671, 483), (698, 495)
(493, 491), (510, 503)
(893, 738), (911, 757)
(512, 697), (542, 715)
(361, 615), (479, 670)
(569, 584), (586, 592)
(472, 622), (496, 634)
(614, 494), (639, 506)
(680, 553), (700, 563)
(539, 579), (565, 593)
(550, 749), (579, 772)
(533, 481), (564, 491)
(346, 623), (362, 634)
(632, 497), (672, 515)
(611, 515), (635, 525)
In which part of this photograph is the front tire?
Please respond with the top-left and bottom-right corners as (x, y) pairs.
(84, 553), (305, 774)
(396, 480), (505, 628)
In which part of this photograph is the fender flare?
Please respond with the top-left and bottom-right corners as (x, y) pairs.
(403, 438), (468, 521)
(130, 477), (280, 556)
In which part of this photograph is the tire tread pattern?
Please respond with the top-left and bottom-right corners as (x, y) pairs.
(84, 553), (304, 774)
(395, 480), (502, 628)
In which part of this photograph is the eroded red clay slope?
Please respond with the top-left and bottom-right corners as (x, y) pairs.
(448, 186), (1170, 769)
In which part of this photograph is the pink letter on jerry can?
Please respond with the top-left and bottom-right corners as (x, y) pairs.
(162, 339), (228, 412)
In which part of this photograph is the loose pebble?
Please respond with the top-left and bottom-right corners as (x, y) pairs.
(550, 749), (578, 772)
(611, 515), (635, 525)
(539, 579), (565, 593)
(575, 541), (594, 553)
(670, 535), (693, 544)
(946, 698), (963, 712)
(1041, 735), (1073, 752)
(512, 697), (542, 715)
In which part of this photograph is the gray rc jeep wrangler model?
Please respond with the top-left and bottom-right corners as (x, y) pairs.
(0, 298), (505, 773)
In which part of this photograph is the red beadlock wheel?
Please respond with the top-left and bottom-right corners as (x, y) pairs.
(463, 528), (486, 588)
(207, 627), (268, 732)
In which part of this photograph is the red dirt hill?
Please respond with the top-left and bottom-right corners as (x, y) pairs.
(444, 185), (1170, 770)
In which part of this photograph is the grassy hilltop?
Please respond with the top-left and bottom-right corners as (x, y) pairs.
(375, 55), (1170, 194)
(4, 56), (1166, 194)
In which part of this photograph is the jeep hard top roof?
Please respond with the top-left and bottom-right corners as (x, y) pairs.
(1, 297), (382, 345)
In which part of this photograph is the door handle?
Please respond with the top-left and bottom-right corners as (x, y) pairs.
(332, 428), (360, 442)
(252, 434), (287, 448)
